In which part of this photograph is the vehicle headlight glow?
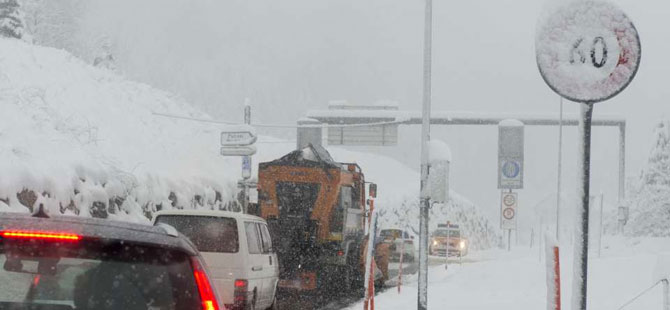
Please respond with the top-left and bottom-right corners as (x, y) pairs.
(459, 240), (466, 249)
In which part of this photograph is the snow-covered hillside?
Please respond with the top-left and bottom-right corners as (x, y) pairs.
(0, 38), (498, 247)
(0, 38), (238, 221)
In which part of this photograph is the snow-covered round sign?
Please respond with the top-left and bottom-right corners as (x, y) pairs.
(536, 1), (641, 103)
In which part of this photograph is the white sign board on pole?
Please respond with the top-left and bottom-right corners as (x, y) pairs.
(221, 125), (257, 146)
(242, 156), (252, 179)
(220, 145), (257, 156)
(501, 192), (518, 230)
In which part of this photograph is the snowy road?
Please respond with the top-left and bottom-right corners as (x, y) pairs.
(344, 237), (670, 310)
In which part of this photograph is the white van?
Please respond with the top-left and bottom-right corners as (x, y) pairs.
(153, 210), (279, 310)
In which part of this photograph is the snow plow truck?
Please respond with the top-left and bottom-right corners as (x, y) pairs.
(254, 144), (389, 292)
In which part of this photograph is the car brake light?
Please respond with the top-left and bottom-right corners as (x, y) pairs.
(0, 230), (81, 241)
(234, 279), (247, 288)
(337, 250), (344, 256)
(234, 279), (248, 307)
(190, 257), (220, 310)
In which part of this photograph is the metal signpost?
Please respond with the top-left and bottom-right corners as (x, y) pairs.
(220, 105), (257, 213)
(536, 2), (641, 309)
(501, 191), (518, 251)
(418, 0), (433, 308)
(498, 120), (524, 251)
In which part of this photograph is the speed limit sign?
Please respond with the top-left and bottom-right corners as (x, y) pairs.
(535, 1), (641, 103)
(500, 192), (517, 229)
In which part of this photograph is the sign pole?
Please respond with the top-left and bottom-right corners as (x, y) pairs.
(573, 102), (593, 310)
(418, 0), (432, 308)
(556, 97), (563, 242)
(242, 102), (252, 213)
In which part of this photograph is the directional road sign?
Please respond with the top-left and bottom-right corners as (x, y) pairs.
(220, 145), (256, 156)
(221, 125), (257, 146)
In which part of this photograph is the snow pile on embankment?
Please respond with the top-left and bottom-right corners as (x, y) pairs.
(0, 38), (240, 221)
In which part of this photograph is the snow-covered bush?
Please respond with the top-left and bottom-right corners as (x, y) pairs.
(622, 120), (670, 236)
(0, 0), (25, 39)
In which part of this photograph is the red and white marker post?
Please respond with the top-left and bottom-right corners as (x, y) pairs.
(545, 233), (561, 310)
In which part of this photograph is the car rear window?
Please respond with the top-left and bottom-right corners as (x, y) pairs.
(156, 215), (239, 253)
(0, 238), (201, 310)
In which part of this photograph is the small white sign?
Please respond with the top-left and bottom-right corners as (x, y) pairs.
(221, 125), (257, 146)
(501, 192), (518, 230)
(220, 145), (257, 156)
(242, 156), (252, 179)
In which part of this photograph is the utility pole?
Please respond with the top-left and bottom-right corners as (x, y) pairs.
(556, 97), (563, 241)
(417, 0), (433, 308)
(242, 99), (252, 213)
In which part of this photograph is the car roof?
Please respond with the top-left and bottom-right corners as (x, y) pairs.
(153, 209), (267, 222)
(0, 212), (198, 256)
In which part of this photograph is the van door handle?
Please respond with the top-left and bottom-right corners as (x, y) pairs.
(252, 266), (263, 271)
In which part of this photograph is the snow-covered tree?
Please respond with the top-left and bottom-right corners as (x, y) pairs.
(625, 120), (670, 236)
(0, 0), (25, 39)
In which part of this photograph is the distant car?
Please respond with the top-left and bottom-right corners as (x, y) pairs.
(429, 223), (469, 257)
(0, 210), (222, 310)
(153, 210), (279, 310)
(379, 228), (415, 262)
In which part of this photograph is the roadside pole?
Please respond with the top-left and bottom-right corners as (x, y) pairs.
(574, 102), (594, 310)
(663, 279), (669, 310)
(242, 101), (252, 213)
(598, 193), (604, 258)
(364, 197), (376, 310)
(417, 0), (433, 308)
(556, 97), (564, 242)
(507, 229), (511, 251)
(398, 232), (405, 294)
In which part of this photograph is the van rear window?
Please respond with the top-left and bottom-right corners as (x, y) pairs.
(156, 215), (239, 253)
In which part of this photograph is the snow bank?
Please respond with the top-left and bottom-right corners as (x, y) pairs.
(0, 38), (240, 219)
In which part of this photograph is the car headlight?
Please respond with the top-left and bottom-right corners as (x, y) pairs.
(459, 240), (466, 249)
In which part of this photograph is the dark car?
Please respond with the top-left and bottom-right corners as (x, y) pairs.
(0, 211), (222, 310)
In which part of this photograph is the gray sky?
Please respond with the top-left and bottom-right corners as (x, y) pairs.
(80, 0), (670, 225)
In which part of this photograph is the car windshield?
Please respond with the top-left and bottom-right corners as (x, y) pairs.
(0, 239), (200, 310)
(433, 230), (460, 238)
(155, 215), (239, 253)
